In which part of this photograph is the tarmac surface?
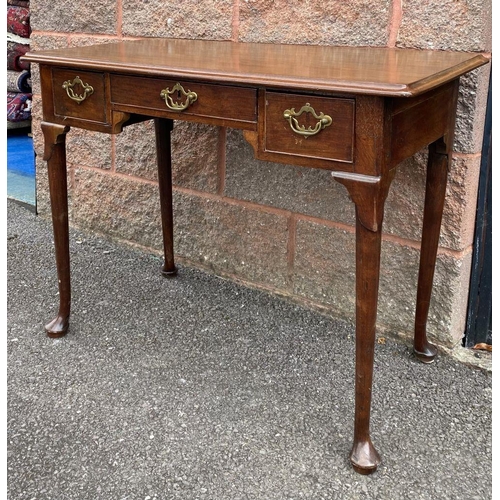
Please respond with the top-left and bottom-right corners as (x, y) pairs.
(7, 200), (492, 499)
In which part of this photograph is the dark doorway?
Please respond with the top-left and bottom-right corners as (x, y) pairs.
(464, 74), (492, 348)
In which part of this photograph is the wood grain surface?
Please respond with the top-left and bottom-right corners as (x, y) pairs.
(24, 38), (488, 96)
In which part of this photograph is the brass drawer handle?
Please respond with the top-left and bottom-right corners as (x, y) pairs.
(283, 103), (332, 137)
(62, 76), (94, 104)
(160, 82), (198, 111)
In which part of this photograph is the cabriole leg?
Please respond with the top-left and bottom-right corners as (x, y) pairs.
(349, 213), (383, 474)
(335, 173), (395, 474)
(41, 122), (71, 338)
(414, 142), (449, 363)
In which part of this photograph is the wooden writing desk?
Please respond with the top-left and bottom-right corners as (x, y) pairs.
(24, 39), (487, 474)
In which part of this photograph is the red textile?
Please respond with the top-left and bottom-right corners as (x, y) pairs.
(7, 1), (30, 7)
(7, 6), (30, 38)
(7, 41), (30, 71)
(7, 92), (32, 122)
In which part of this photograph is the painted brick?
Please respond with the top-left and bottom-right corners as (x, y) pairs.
(30, 0), (117, 35)
(224, 129), (354, 224)
(397, 0), (492, 52)
(293, 219), (472, 347)
(115, 121), (219, 193)
(122, 0), (233, 39)
(238, 0), (391, 45)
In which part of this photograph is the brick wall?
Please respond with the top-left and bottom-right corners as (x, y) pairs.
(29, 0), (492, 348)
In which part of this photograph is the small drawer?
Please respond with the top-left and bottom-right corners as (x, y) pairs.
(264, 91), (355, 163)
(52, 69), (107, 124)
(110, 75), (257, 126)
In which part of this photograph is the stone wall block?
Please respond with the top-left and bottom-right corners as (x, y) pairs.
(293, 221), (356, 317)
(115, 121), (157, 181)
(71, 169), (163, 249)
(225, 129), (355, 224)
(29, 34), (70, 96)
(385, 151), (481, 251)
(397, 0), (492, 51)
(122, 0), (233, 39)
(440, 154), (482, 251)
(454, 65), (491, 154)
(239, 0), (391, 45)
(30, 0), (117, 34)
(293, 219), (471, 346)
(30, 97), (44, 158)
(69, 36), (120, 47)
(67, 130), (113, 170)
(173, 191), (290, 289)
(115, 121), (219, 192)
(34, 156), (50, 216)
(171, 122), (219, 193)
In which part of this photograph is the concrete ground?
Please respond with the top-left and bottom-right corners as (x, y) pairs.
(7, 200), (492, 499)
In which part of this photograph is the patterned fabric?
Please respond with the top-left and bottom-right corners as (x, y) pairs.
(7, 6), (31, 38)
(7, 70), (31, 93)
(7, 92), (32, 122)
(7, 41), (30, 71)
(7, 1), (30, 7)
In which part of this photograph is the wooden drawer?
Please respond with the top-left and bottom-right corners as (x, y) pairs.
(110, 75), (257, 127)
(263, 91), (355, 163)
(51, 68), (108, 124)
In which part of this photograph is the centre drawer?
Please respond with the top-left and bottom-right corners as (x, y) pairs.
(264, 91), (355, 163)
(110, 74), (257, 126)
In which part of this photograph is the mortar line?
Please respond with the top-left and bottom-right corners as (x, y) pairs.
(116, 0), (123, 38)
(388, 0), (403, 48)
(232, 0), (240, 42)
(70, 164), (472, 259)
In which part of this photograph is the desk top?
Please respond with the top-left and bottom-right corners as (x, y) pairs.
(25, 38), (488, 97)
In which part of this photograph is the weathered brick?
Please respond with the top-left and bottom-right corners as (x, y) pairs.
(115, 121), (219, 192)
(224, 129), (354, 224)
(122, 0), (233, 39)
(238, 0), (391, 45)
(30, 0), (117, 35)
(397, 0), (492, 52)
(293, 219), (472, 346)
